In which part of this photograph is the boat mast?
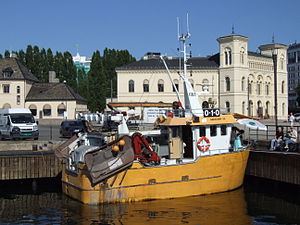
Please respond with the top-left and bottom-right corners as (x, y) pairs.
(178, 14), (203, 117)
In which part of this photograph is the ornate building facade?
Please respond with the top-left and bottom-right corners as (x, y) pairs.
(116, 34), (288, 120)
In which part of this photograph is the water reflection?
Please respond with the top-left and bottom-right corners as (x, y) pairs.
(0, 188), (252, 225)
(66, 188), (252, 225)
(2, 183), (300, 225)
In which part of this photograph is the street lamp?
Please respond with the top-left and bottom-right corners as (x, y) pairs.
(272, 48), (278, 129)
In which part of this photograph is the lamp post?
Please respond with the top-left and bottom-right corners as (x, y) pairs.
(272, 49), (278, 129)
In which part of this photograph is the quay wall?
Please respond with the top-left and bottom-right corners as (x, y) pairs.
(246, 150), (300, 185)
(1, 147), (300, 186)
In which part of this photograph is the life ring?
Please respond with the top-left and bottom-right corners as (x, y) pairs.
(197, 137), (210, 152)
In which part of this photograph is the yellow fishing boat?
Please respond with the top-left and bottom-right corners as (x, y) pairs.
(56, 26), (253, 205)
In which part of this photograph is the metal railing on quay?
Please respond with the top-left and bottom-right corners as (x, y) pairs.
(243, 124), (300, 143)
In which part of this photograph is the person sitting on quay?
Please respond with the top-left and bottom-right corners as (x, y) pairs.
(270, 126), (284, 150)
(285, 126), (298, 149)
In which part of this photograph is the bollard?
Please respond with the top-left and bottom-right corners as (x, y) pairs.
(32, 144), (38, 151)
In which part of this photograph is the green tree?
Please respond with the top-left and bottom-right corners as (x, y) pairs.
(77, 68), (88, 99)
(88, 50), (106, 111)
(17, 50), (26, 65)
(25, 45), (34, 73)
(4, 50), (10, 58)
(0, 53), (2, 59)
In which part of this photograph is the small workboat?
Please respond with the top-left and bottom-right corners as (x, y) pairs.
(56, 27), (253, 205)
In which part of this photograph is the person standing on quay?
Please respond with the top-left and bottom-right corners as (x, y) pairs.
(289, 113), (295, 127)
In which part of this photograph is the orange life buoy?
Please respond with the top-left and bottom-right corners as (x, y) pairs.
(197, 137), (210, 151)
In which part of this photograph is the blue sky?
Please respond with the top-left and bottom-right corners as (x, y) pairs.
(0, 0), (299, 59)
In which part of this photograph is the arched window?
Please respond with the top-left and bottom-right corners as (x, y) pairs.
(225, 48), (232, 65)
(240, 48), (245, 64)
(280, 55), (285, 70)
(29, 104), (37, 116)
(158, 79), (164, 92)
(173, 79), (179, 92)
(249, 81), (253, 94)
(2, 103), (11, 109)
(282, 103), (285, 116)
(225, 101), (230, 113)
(225, 77), (230, 91)
(257, 82), (261, 95)
(241, 77), (245, 91)
(143, 79), (149, 92)
(43, 104), (51, 116)
(16, 86), (20, 94)
(281, 81), (285, 94)
(266, 101), (270, 116)
(57, 103), (66, 117)
(249, 100), (253, 116)
(265, 83), (270, 95)
(257, 101), (263, 118)
(128, 80), (134, 92)
(242, 102), (245, 115)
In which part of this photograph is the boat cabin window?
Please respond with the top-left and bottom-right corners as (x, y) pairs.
(199, 126), (206, 137)
(210, 125), (217, 137)
(221, 125), (227, 135)
(170, 126), (179, 138)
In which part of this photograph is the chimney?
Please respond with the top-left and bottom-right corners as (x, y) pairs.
(49, 71), (59, 83)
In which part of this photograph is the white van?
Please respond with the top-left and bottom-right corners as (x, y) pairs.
(0, 108), (39, 140)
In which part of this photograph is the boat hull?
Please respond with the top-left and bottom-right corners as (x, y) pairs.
(62, 149), (250, 204)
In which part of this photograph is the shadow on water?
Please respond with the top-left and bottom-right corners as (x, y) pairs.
(244, 175), (300, 224)
(1, 177), (300, 224)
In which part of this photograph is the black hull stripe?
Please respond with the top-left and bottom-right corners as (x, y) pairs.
(62, 175), (222, 192)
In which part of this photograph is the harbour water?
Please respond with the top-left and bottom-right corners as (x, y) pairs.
(0, 177), (300, 225)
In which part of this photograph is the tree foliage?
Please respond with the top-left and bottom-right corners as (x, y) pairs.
(1, 46), (136, 112)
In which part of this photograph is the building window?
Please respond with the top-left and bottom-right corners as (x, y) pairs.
(242, 102), (245, 114)
(173, 79), (179, 92)
(3, 84), (10, 93)
(29, 104), (37, 116)
(57, 103), (66, 116)
(225, 77), (230, 91)
(17, 86), (20, 94)
(225, 48), (232, 65)
(43, 104), (52, 116)
(128, 80), (134, 92)
(249, 81), (252, 94)
(281, 81), (285, 94)
(241, 77), (245, 91)
(143, 79), (149, 92)
(265, 83), (269, 95)
(257, 82), (261, 95)
(2, 67), (13, 78)
(16, 95), (20, 105)
(225, 101), (230, 113)
(280, 56), (284, 70)
(158, 79), (164, 92)
(240, 48), (245, 64)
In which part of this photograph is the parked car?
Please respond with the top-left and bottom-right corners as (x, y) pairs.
(59, 120), (86, 138)
(294, 113), (300, 122)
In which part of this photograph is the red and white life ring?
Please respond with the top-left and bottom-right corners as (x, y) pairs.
(197, 137), (210, 152)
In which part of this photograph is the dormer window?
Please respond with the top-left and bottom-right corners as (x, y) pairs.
(2, 67), (14, 78)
